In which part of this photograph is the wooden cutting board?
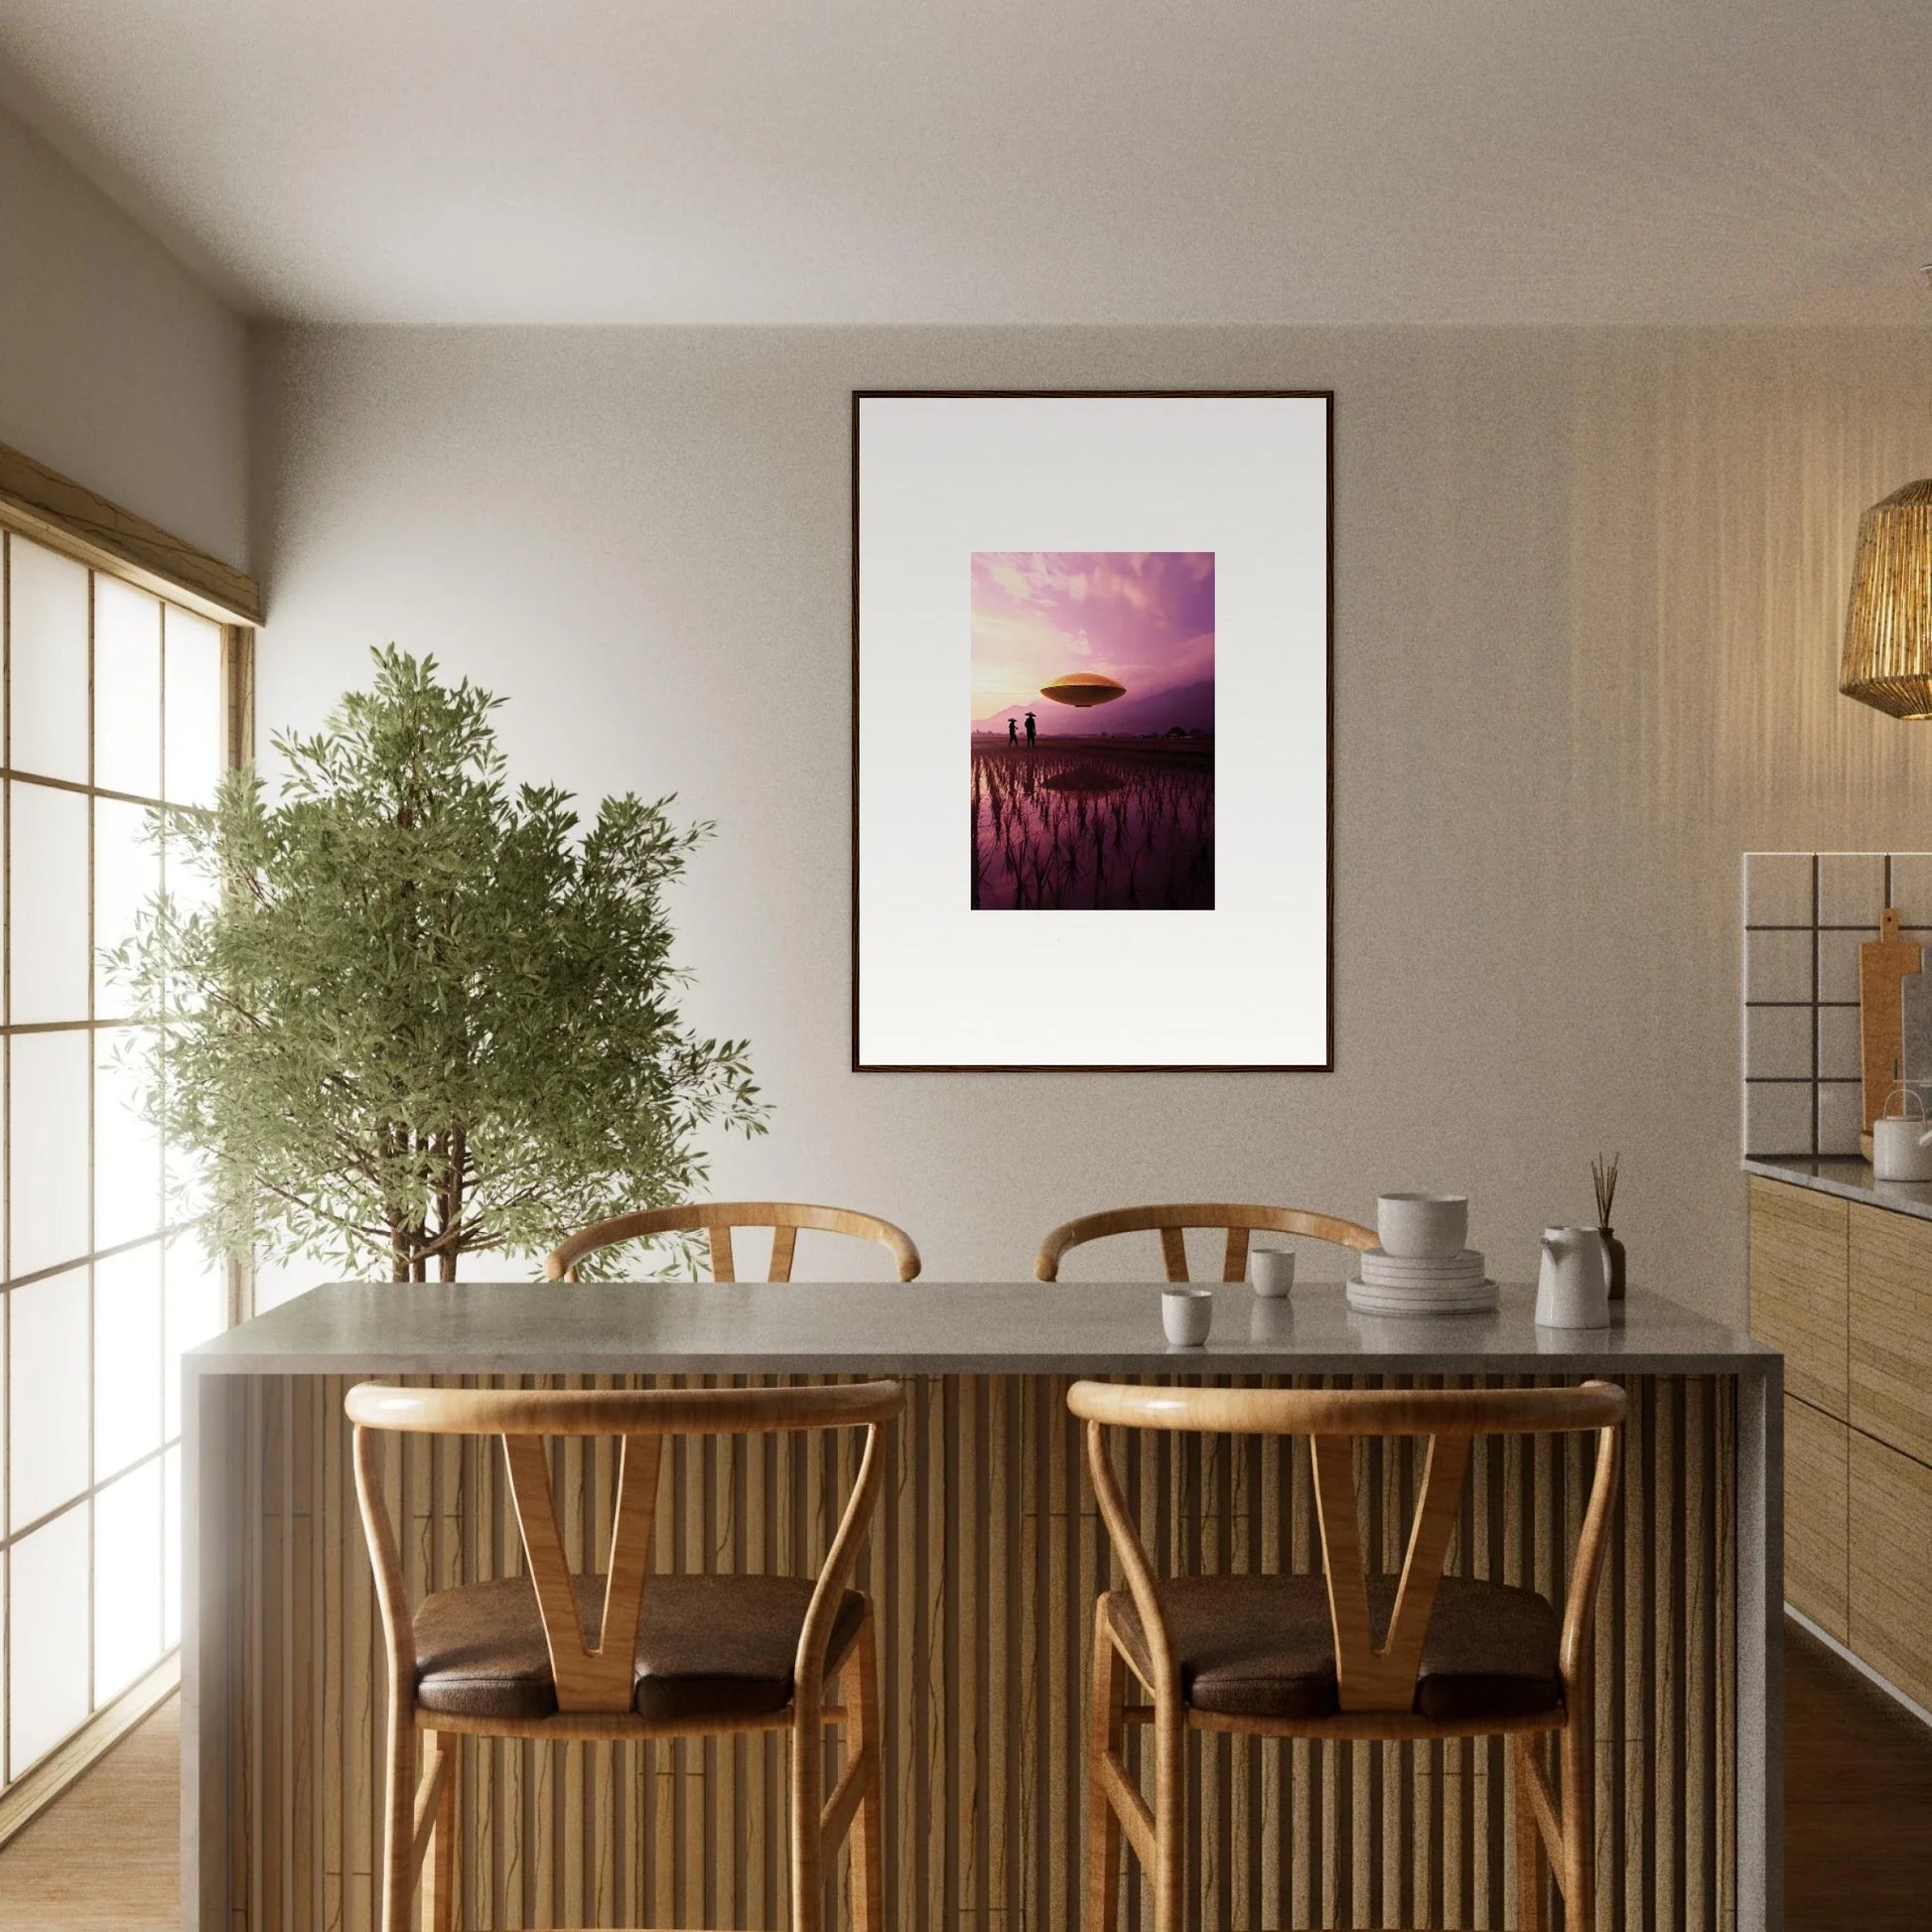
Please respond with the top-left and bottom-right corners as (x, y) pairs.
(1862, 907), (1923, 1134)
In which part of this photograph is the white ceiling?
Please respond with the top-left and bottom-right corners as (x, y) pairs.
(1, 0), (1929, 326)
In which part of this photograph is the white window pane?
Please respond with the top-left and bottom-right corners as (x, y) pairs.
(7, 537), (88, 783)
(93, 795), (161, 1013)
(163, 1236), (224, 1441)
(94, 1029), (161, 1248)
(9, 779), (89, 1024)
(7, 1265), (89, 1528)
(94, 1459), (163, 1701)
(93, 576), (162, 799)
(163, 1441), (182, 1649)
(94, 1243), (162, 1479)
(8, 1505), (89, 1773)
(10, 1030), (91, 1278)
(162, 825), (220, 926)
(163, 1116), (211, 1235)
(161, 608), (224, 809)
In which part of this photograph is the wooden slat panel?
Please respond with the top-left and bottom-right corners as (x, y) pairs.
(214, 1372), (1736, 1931)
(1783, 1397), (1850, 1643)
(1849, 1429), (1932, 1713)
(1849, 1201), (1932, 1466)
(1748, 1177), (1850, 1420)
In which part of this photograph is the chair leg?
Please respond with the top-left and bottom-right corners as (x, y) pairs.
(378, 1700), (416, 1932)
(791, 1692), (826, 1932)
(425, 1731), (457, 1932)
(1558, 1687), (1594, 1926)
(1085, 1604), (1127, 1932)
(1151, 1688), (1185, 1932)
(1513, 1733), (1546, 1932)
(847, 1606), (886, 1932)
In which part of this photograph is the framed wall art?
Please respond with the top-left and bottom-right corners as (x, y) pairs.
(852, 390), (1332, 1071)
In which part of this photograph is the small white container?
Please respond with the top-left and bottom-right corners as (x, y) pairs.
(1872, 1088), (1932, 1181)
(1250, 1248), (1297, 1298)
(1162, 1286), (1214, 1346)
(1535, 1226), (1611, 1329)
(1376, 1193), (1468, 1259)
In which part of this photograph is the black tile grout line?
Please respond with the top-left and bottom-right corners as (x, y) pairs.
(1810, 852), (1820, 1155)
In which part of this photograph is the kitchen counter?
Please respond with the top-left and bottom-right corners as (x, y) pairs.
(183, 1278), (1783, 1931)
(1744, 1153), (1932, 1225)
(191, 1277), (1775, 1378)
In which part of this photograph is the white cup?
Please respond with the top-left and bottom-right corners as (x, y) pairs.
(1376, 1192), (1468, 1259)
(1162, 1286), (1214, 1346)
(1250, 1248), (1297, 1298)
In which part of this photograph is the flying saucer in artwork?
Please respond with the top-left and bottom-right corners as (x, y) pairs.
(1038, 673), (1127, 708)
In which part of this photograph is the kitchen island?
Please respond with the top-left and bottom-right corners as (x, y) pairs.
(183, 1281), (1781, 1930)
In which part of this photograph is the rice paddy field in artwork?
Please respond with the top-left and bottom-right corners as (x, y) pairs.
(971, 737), (1214, 908)
(970, 550), (1214, 911)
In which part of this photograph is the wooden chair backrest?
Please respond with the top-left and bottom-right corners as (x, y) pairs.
(544, 1201), (921, 1284)
(1066, 1380), (1625, 1715)
(1035, 1201), (1377, 1284)
(345, 1380), (904, 1717)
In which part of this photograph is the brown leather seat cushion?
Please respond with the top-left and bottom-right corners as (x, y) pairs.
(1105, 1574), (1562, 1724)
(414, 1573), (866, 1724)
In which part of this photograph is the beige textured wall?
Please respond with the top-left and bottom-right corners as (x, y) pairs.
(249, 325), (1932, 1312)
(0, 100), (248, 565)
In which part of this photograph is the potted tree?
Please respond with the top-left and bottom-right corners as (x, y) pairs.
(108, 646), (767, 1282)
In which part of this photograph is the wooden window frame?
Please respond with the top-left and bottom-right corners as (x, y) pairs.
(0, 436), (259, 1844)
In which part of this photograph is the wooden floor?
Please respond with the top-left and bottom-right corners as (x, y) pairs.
(0, 1622), (1925, 1928)
(1783, 1621), (1932, 1931)
(0, 1698), (179, 1929)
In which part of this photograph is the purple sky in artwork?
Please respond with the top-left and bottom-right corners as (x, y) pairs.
(971, 551), (1214, 734)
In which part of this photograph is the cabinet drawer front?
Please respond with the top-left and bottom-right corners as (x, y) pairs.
(1749, 1178), (1849, 1418)
(1850, 1431), (1932, 1711)
(1850, 1202), (1932, 1465)
(1785, 1396), (1849, 1641)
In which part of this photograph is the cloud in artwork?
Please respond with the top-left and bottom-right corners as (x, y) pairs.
(970, 551), (1214, 729)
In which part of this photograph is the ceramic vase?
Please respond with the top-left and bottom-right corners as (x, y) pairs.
(1600, 1226), (1626, 1301)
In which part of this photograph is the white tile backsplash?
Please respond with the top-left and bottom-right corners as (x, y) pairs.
(1819, 852), (1888, 928)
(1744, 852), (1813, 927)
(1744, 1004), (1813, 1081)
(1741, 853), (1932, 1161)
(1745, 1080), (1815, 1158)
(1817, 927), (1872, 1005)
(1891, 853), (1932, 929)
(1745, 927), (1814, 1003)
(1816, 1082), (1864, 1157)
(1818, 1003), (1863, 1082)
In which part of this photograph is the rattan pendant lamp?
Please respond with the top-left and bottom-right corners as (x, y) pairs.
(1841, 479), (1932, 717)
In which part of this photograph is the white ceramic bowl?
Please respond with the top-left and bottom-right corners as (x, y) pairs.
(1249, 1248), (1297, 1298)
(1162, 1286), (1214, 1346)
(1376, 1192), (1469, 1260)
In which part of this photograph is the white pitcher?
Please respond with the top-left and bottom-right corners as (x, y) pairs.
(1536, 1226), (1611, 1329)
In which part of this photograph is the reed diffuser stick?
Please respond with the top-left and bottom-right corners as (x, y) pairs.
(1591, 1151), (1620, 1228)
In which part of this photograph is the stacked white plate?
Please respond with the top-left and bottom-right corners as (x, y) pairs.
(1346, 1246), (1497, 1315)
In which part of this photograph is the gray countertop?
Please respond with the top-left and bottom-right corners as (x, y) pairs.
(1744, 1155), (1932, 1224)
(188, 1280), (1774, 1378)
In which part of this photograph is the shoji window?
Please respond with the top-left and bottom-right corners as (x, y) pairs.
(0, 525), (241, 1805)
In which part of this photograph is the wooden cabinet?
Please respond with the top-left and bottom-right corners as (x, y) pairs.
(1851, 1202), (1932, 1467)
(1749, 1177), (1849, 1418)
(1850, 1431), (1932, 1712)
(1751, 1174), (1932, 1717)
(1784, 1395), (1850, 1642)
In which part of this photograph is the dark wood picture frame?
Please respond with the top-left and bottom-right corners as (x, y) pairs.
(851, 389), (1334, 1073)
